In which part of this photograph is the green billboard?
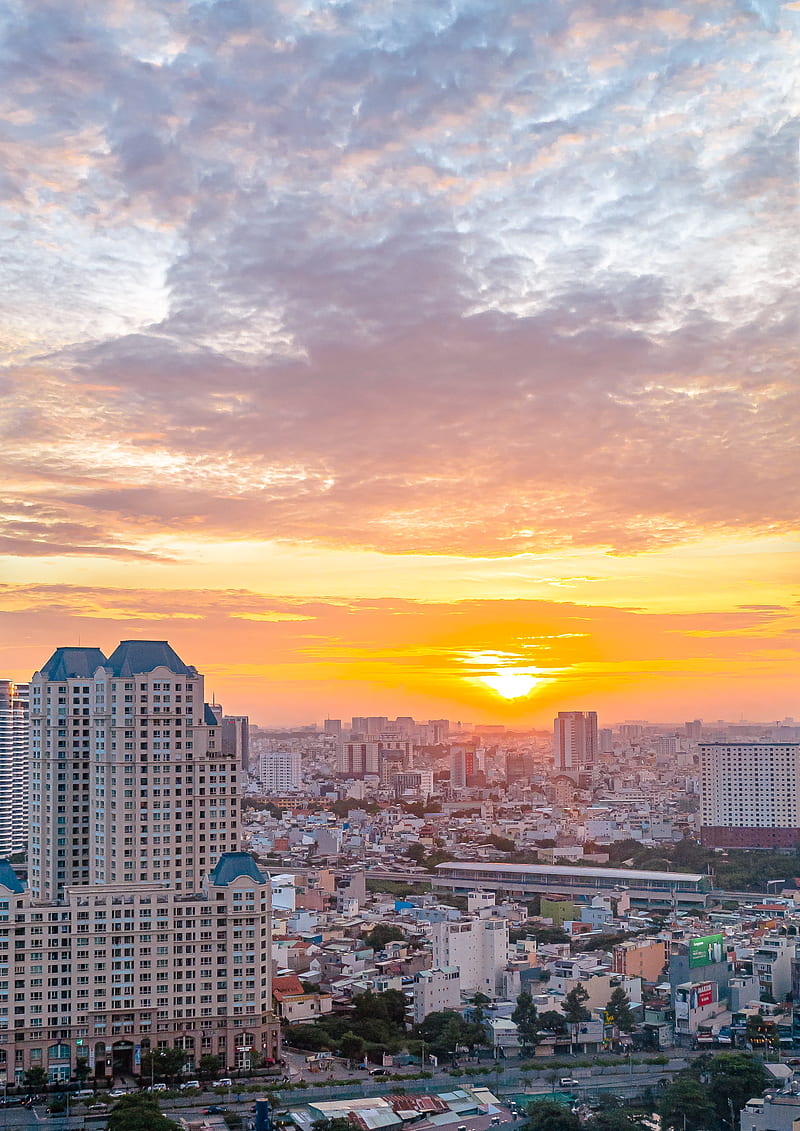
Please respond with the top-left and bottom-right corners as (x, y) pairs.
(689, 933), (725, 968)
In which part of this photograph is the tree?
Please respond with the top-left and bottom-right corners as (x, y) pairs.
(585, 1100), (649, 1131)
(198, 1053), (221, 1080)
(538, 1010), (568, 1034)
(511, 992), (541, 1052)
(363, 924), (406, 952)
(562, 983), (591, 1051)
(23, 1066), (47, 1094)
(407, 843), (428, 865)
(339, 1031), (366, 1064)
(108, 1094), (182, 1131)
(312, 1119), (357, 1131)
(605, 986), (635, 1033)
(139, 1047), (188, 1085)
(659, 1077), (716, 1131)
(523, 1099), (581, 1131)
(74, 1057), (91, 1085)
(705, 1053), (770, 1125)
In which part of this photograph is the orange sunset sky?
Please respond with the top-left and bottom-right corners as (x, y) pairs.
(1, 0), (798, 726)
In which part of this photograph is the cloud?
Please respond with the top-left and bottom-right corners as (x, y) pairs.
(0, 0), (798, 560)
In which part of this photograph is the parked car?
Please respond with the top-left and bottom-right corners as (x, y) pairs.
(181, 1081), (201, 1090)
(108, 1089), (130, 1098)
(147, 1083), (167, 1092)
(204, 1106), (227, 1115)
(216, 1078), (233, 1088)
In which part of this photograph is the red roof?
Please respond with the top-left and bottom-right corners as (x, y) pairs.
(272, 974), (306, 998)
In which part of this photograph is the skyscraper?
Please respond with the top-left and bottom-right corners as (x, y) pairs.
(30, 641), (239, 900)
(700, 741), (800, 848)
(0, 680), (29, 855)
(8, 640), (279, 1087)
(222, 714), (250, 770)
(553, 710), (598, 773)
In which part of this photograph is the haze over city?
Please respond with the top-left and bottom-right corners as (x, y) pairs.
(1, 0), (798, 724)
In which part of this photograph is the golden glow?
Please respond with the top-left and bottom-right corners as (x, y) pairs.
(480, 671), (541, 699)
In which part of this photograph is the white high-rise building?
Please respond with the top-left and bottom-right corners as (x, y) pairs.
(553, 711), (598, 773)
(431, 916), (508, 996)
(700, 741), (800, 849)
(0, 680), (29, 854)
(259, 749), (302, 792)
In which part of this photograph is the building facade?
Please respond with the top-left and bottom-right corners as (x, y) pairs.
(431, 917), (508, 997)
(6, 640), (279, 1085)
(553, 711), (598, 773)
(699, 742), (800, 848)
(259, 750), (302, 793)
(0, 854), (277, 1084)
(0, 681), (29, 856)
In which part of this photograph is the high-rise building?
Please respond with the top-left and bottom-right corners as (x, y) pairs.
(553, 711), (598, 772)
(9, 640), (279, 1086)
(222, 714), (249, 770)
(259, 749), (302, 792)
(29, 641), (238, 900)
(700, 741), (800, 848)
(685, 719), (703, 739)
(0, 680), (29, 855)
(450, 745), (476, 789)
(336, 740), (380, 777)
(323, 719), (342, 738)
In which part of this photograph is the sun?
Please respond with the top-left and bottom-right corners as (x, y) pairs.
(480, 671), (540, 699)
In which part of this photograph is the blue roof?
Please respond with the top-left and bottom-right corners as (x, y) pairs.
(204, 703), (219, 725)
(106, 640), (196, 677)
(38, 647), (108, 681)
(0, 860), (24, 894)
(209, 852), (267, 887)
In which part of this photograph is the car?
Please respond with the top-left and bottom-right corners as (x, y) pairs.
(148, 1083), (167, 1092)
(109, 1090), (130, 1098)
(181, 1081), (201, 1090)
(204, 1106), (227, 1115)
(217, 1078), (233, 1088)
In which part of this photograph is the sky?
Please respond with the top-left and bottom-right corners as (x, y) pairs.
(1, 0), (799, 726)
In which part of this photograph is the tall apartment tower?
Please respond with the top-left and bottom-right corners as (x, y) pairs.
(0, 680), (29, 855)
(222, 715), (250, 770)
(554, 710), (598, 772)
(29, 641), (239, 901)
(700, 741), (800, 848)
(450, 745), (476, 789)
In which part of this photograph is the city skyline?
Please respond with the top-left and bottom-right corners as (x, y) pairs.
(2, 0), (798, 724)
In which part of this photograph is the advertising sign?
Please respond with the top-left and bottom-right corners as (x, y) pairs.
(689, 982), (714, 1010)
(689, 933), (724, 968)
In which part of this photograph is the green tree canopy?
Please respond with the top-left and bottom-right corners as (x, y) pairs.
(523, 1099), (581, 1131)
(198, 1053), (221, 1079)
(606, 986), (635, 1033)
(659, 1077), (717, 1131)
(23, 1066), (47, 1093)
(363, 924), (406, 952)
(512, 992), (541, 1051)
(108, 1094), (182, 1131)
(562, 985), (591, 1025)
(140, 1047), (187, 1083)
(704, 1053), (770, 1124)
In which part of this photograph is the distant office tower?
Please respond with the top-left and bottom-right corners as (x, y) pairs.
(553, 711), (598, 772)
(450, 745), (476, 788)
(429, 719), (450, 744)
(324, 718), (342, 738)
(337, 739), (380, 777)
(259, 749), (302, 792)
(599, 728), (613, 753)
(685, 719), (703, 739)
(392, 770), (434, 799)
(505, 751), (534, 786)
(618, 723), (643, 742)
(29, 640), (239, 900)
(654, 735), (678, 758)
(223, 714), (249, 769)
(700, 742), (800, 848)
(0, 680), (29, 855)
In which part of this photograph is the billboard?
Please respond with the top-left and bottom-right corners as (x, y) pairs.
(689, 982), (714, 1010)
(689, 933), (724, 968)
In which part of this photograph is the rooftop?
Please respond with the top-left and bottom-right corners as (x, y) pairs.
(435, 861), (706, 883)
(38, 647), (108, 680)
(105, 640), (197, 677)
